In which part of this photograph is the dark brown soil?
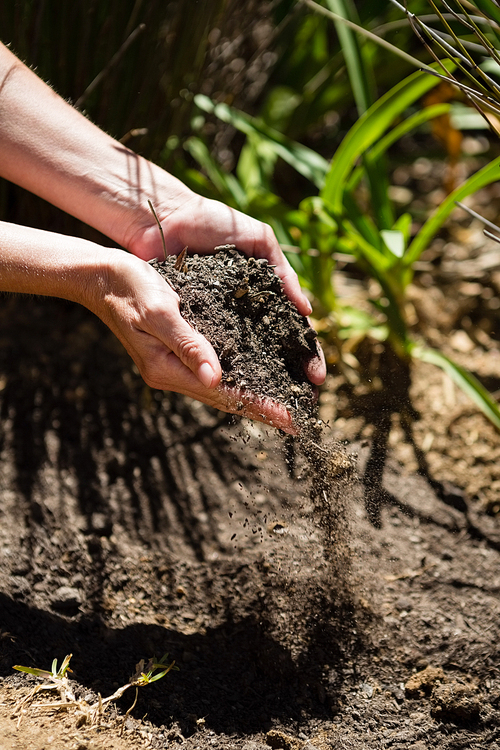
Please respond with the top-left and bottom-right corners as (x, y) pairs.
(151, 245), (317, 422)
(2, 193), (500, 748)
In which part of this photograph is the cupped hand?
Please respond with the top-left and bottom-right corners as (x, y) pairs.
(126, 193), (327, 388)
(95, 250), (301, 433)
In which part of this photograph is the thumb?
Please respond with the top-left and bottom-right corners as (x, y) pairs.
(167, 314), (222, 389)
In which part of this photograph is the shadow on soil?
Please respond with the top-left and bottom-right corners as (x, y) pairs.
(0, 592), (361, 736)
(0, 295), (364, 736)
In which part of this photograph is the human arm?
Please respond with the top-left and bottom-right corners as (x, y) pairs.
(0, 42), (325, 430)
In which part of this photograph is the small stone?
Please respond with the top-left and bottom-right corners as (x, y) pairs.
(360, 682), (374, 698)
(395, 596), (413, 612)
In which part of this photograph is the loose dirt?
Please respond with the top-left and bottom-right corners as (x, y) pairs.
(1, 210), (500, 749)
(151, 245), (317, 422)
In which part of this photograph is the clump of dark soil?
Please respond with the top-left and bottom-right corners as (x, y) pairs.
(150, 245), (318, 425)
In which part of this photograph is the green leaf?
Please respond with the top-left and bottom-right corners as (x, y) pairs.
(450, 102), (491, 130)
(346, 103), (451, 193)
(321, 63), (454, 214)
(261, 86), (302, 130)
(344, 219), (391, 272)
(473, 0), (500, 27)
(406, 155), (500, 264)
(236, 135), (277, 193)
(13, 665), (53, 678)
(194, 94), (329, 188)
(411, 345), (500, 431)
(337, 305), (388, 341)
(183, 137), (247, 208)
(326, 0), (375, 115)
(392, 212), (413, 246)
(381, 229), (405, 259)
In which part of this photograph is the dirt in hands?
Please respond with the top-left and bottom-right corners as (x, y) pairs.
(152, 245), (355, 566)
(150, 245), (318, 423)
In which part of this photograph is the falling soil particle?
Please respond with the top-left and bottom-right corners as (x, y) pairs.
(152, 245), (355, 564)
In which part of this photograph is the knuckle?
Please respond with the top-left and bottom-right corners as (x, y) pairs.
(177, 335), (202, 364)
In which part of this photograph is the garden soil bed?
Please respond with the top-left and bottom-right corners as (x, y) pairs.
(2, 204), (500, 748)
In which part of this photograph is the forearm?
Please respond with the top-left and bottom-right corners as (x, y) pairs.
(0, 220), (118, 308)
(0, 42), (315, 319)
(0, 43), (191, 253)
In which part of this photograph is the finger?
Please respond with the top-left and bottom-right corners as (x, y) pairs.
(216, 383), (298, 434)
(166, 315), (222, 389)
(141, 351), (298, 434)
(164, 199), (313, 316)
(304, 341), (327, 385)
(140, 294), (222, 389)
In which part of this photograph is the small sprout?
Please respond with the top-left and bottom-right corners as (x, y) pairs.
(130, 653), (178, 686)
(14, 653), (73, 681)
(11, 652), (178, 731)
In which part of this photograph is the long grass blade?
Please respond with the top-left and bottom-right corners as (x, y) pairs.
(411, 345), (500, 430)
(326, 0), (375, 114)
(321, 64), (452, 214)
(304, 0), (434, 71)
(346, 102), (451, 194)
(406, 155), (500, 263)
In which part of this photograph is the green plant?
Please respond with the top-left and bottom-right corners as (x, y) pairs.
(12, 652), (178, 730)
(181, 1), (500, 434)
(14, 653), (73, 681)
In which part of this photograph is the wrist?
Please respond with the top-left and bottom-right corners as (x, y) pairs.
(117, 165), (196, 259)
(0, 221), (122, 311)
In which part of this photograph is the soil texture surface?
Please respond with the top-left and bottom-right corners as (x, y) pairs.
(151, 245), (317, 423)
(2, 196), (500, 749)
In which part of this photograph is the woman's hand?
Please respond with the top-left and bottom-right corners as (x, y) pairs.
(0, 40), (325, 431)
(95, 249), (309, 433)
(125, 193), (327, 390)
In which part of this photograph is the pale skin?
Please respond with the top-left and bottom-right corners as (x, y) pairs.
(0, 42), (326, 433)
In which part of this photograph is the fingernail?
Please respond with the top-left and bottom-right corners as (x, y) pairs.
(303, 298), (313, 316)
(198, 362), (216, 389)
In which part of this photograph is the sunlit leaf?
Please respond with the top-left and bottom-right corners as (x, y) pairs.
(321, 63), (454, 214)
(381, 230), (405, 259)
(411, 345), (500, 431)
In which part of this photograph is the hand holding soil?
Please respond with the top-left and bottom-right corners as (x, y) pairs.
(96, 244), (323, 433)
(149, 245), (325, 433)
(0, 41), (324, 431)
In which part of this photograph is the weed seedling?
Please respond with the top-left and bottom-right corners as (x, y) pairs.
(11, 652), (178, 732)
